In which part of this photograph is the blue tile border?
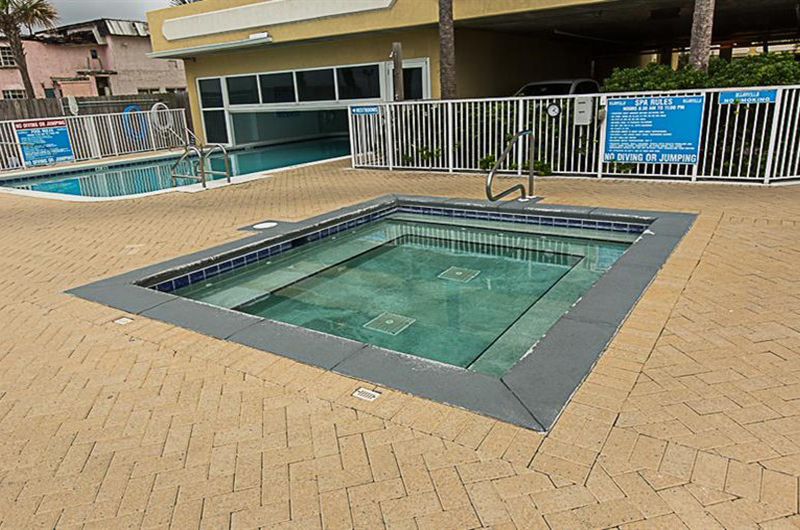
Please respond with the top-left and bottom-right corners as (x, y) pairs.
(148, 204), (647, 294)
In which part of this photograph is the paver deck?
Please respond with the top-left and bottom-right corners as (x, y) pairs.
(2, 160), (800, 529)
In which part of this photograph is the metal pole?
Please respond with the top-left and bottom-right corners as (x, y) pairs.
(392, 42), (404, 102)
(596, 96), (607, 178)
(447, 101), (453, 172)
(763, 88), (784, 184)
(386, 105), (394, 170)
(528, 130), (535, 198)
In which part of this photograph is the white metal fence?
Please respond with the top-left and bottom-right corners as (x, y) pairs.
(0, 108), (188, 172)
(349, 85), (800, 184)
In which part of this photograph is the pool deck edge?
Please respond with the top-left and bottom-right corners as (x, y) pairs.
(67, 194), (696, 432)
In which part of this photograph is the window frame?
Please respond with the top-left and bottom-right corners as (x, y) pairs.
(2, 89), (25, 100)
(0, 46), (15, 68)
(195, 58), (430, 147)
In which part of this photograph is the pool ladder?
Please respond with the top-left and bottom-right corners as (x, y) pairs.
(485, 129), (538, 202)
(150, 102), (232, 189)
(170, 142), (231, 189)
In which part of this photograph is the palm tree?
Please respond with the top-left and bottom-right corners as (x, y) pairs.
(0, 0), (57, 99)
(438, 0), (456, 99)
(688, 0), (715, 71)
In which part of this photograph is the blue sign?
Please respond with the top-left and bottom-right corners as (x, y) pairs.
(15, 119), (74, 167)
(350, 106), (380, 115)
(719, 90), (777, 105)
(604, 96), (705, 165)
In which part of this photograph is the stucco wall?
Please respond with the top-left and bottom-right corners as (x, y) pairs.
(0, 36), (187, 99)
(0, 40), (99, 98)
(148, 0), (612, 54)
(105, 36), (186, 94)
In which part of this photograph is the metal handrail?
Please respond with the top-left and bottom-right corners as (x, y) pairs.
(171, 145), (206, 187)
(204, 143), (231, 183)
(154, 102), (232, 189)
(486, 129), (536, 202)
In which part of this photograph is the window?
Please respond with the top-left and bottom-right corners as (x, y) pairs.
(44, 88), (56, 99)
(232, 109), (347, 145)
(90, 49), (98, 59)
(202, 110), (228, 144)
(199, 78), (224, 108)
(518, 83), (571, 97)
(296, 69), (335, 102)
(165, 87), (186, 93)
(226, 75), (259, 105)
(0, 46), (15, 68)
(137, 88), (160, 94)
(403, 67), (424, 100)
(2, 89), (25, 100)
(259, 72), (295, 103)
(199, 78), (228, 144)
(574, 81), (599, 94)
(336, 65), (380, 100)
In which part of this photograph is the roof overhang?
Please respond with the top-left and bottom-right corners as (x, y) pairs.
(147, 34), (272, 59)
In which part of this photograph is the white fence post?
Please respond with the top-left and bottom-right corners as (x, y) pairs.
(447, 101), (454, 172)
(13, 120), (26, 169)
(692, 93), (709, 182)
(386, 105), (394, 170)
(517, 101), (524, 176)
(106, 114), (119, 156)
(763, 88), (784, 184)
(88, 117), (102, 159)
(347, 106), (356, 168)
(596, 95), (606, 178)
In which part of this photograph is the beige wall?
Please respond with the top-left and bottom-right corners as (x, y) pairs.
(455, 30), (595, 98)
(148, 0), (609, 54)
(186, 28), (439, 142)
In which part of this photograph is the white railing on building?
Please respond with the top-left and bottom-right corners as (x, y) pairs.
(348, 85), (800, 184)
(0, 108), (188, 172)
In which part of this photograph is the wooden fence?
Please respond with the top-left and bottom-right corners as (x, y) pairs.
(0, 92), (193, 131)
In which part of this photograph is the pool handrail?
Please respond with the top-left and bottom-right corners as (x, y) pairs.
(485, 129), (537, 202)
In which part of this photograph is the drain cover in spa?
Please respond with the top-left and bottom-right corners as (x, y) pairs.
(364, 312), (416, 335)
(438, 266), (481, 283)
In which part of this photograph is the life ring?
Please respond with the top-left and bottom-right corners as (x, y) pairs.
(122, 104), (147, 141)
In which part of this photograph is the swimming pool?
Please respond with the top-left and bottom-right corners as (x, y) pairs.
(0, 137), (349, 198)
(174, 213), (632, 377)
(70, 196), (694, 430)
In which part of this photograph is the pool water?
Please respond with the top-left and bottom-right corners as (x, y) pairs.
(175, 214), (634, 377)
(0, 137), (349, 198)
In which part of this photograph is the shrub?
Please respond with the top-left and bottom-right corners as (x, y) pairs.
(602, 53), (800, 92)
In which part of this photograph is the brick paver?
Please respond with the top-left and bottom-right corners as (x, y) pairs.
(2, 160), (800, 528)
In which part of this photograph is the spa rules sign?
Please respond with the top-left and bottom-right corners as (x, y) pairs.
(603, 96), (705, 165)
(14, 119), (75, 167)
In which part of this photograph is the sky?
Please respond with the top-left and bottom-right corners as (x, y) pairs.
(50, 0), (173, 25)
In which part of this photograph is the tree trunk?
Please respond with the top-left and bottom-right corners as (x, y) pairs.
(688, 0), (715, 72)
(438, 0), (456, 99)
(4, 29), (35, 98)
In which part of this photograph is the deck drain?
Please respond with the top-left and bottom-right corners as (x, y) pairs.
(438, 266), (480, 283)
(363, 312), (415, 335)
(352, 388), (382, 402)
(113, 317), (133, 325)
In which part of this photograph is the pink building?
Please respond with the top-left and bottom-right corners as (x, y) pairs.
(0, 19), (186, 100)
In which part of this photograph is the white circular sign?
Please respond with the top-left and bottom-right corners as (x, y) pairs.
(253, 222), (278, 229)
(546, 104), (561, 118)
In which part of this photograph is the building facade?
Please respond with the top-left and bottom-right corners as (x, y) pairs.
(146, 0), (797, 147)
(0, 19), (186, 100)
